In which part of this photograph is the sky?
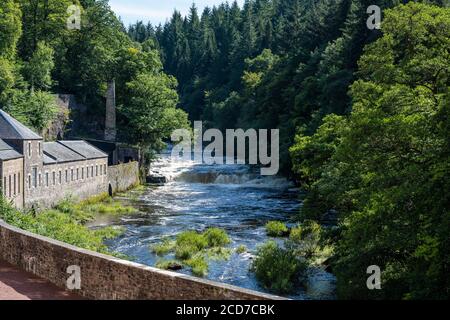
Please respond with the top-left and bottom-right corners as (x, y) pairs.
(109, 0), (245, 26)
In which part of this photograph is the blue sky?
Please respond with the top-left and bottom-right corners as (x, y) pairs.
(109, 0), (245, 26)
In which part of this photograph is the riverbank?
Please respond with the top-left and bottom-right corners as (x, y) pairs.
(0, 191), (139, 256)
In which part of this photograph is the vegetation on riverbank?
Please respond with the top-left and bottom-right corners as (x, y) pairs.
(253, 220), (334, 293)
(0, 193), (136, 255)
(151, 228), (232, 277)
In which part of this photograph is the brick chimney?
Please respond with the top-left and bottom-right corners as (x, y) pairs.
(104, 80), (117, 141)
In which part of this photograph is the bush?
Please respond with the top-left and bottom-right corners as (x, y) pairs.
(251, 241), (305, 293)
(186, 255), (208, 277)
(176, 231), (208, 250)
(203, 227), (231, 247)
(265, 221), (289, 237)
(289, 225), (303, 243)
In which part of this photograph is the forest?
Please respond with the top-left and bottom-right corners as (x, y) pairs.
(0, 0), (449, 299)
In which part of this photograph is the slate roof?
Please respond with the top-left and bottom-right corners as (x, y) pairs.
(58, 141), (107, 159)
(43, 141), (107, 164)
(0, 109), (42, 140)
(43, 142), (85, 163)
(0, 139), (23, 161)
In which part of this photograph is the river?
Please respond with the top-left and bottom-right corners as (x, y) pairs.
(101, 152), (336, 300)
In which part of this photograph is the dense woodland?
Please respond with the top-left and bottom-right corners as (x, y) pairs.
(0, 0), (449, 299)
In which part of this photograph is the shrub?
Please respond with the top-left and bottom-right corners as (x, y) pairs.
(186, 255), (208, 277)
(176, 231), (208, 250)
(289, 225), (303, 243)
(251, 241), (305, 293)
(265, 221), (289, 237)
(203, 227), (231, 247)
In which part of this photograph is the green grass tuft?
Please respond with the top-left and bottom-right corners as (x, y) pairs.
(265, 221), (289, 237)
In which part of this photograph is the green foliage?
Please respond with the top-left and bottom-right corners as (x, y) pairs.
(155, 259), (182, 271)
(236, 245), (247, 254)
(251, 241), (306, 293)
(290, 3), (450, 299)
(203, 227), (231, 247)
(0, 195), (122, 255)
(23, 41), (55, 90)
(185, 255), (209, 277)
(265, 221), (289, 237)
(151, 228), (232, 277)
(151, 239), (176, 256)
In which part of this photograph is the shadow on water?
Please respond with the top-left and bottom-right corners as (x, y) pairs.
(101, 155), (336, 300)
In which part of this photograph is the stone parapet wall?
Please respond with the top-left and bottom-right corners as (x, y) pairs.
(0, 219), (283, 300)
(108, 161), (140, 194)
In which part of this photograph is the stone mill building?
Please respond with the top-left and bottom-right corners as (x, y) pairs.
(0, 109), (109, 209)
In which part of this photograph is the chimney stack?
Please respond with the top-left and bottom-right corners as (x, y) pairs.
(105, 80), (117, 141)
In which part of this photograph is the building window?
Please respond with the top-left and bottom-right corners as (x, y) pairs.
(28, 142), (32, 158)
(13, 174), (16, 195)
(104, 164), (107, 175)
(81, 167), (84, 180)
(18, 173), (20, 193)
(52, 171), (56, 185)
(65, 169), (68, 183)
(96, 165), (98, 176)
(38, 142), (41, 156)
(91, 166), (94, 177)
(9, 175), (11, 198)
(3, 177), (6, 196)
(45, 172), (49, 187)
(28, 175), (31, 189)
(32, 168), (37, 188)
(38, 173), (41, 186)
(59, 171), (62, 184)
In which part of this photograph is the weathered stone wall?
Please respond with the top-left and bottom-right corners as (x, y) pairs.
(26, 157), (109, 208)
(0, 219), (282, 300)
(0, 157), (24, 208)
(108, 161), (139, 194)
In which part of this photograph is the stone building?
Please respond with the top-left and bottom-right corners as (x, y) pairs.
(0, 109), (109, 209)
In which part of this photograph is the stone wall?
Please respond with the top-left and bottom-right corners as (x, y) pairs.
(26, 157), (109, 208)
(0, 219), (282, 300)
(0, 157), (24, 208)
(108, 161), (140, 194)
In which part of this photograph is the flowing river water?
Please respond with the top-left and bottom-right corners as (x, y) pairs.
(99, 152), (336, 299)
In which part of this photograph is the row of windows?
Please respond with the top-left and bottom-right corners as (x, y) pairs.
(27, 141), (42, 158)
(28, 164), (107, 189)
(2, 173), (21, 199)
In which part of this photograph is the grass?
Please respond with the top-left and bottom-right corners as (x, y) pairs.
(236, 245), (247, 254)
(151, 228), (232, 277)
(0, 196), (124, 255)
(265, 221), (289, 237)
(151, 239), (176, 256)
(155, 259), (183, 271)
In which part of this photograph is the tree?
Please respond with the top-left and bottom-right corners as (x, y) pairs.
(291, 2), (450, 299)
(23, 41), (55, 91)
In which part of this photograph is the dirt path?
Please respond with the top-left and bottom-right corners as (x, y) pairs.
(0, 259), (83, 300)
